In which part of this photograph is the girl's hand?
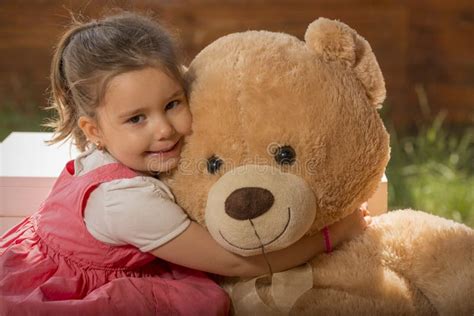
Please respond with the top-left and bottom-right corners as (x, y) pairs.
(328, 204), (371, 248)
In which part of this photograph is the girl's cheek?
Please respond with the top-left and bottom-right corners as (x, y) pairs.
(184, 121), (192, 135)
(183, 110), (193, 135)
(124, 130), (145, 145)
(171, 115), (189, 136)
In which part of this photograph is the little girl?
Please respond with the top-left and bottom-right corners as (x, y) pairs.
(0, 11), (371, 316)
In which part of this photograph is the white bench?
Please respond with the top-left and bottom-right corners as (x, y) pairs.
(0, 132), (79, 234)
(0, 132), (387, 235)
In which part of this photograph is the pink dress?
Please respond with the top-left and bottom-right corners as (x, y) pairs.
(0, 160), (230, 315)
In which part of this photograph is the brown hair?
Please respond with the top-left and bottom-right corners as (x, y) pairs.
(45, 11), (185, 151)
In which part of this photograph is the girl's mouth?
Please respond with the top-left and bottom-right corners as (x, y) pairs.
(145, 138), (182, 158)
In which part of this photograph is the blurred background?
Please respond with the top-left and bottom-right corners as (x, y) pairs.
(1, 0), (473, 226)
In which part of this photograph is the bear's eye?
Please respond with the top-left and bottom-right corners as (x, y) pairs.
(207, 155), (223, 174)
(274, 145), (296, 165)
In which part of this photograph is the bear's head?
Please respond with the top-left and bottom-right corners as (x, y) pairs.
(166, 18), (389, 256)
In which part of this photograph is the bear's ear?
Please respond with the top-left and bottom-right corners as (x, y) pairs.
(305, 18), (386, 108)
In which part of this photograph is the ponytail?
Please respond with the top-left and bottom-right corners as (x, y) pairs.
(45, 22), (98, 151)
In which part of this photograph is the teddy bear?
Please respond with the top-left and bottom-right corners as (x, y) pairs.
(164, 18), (474, 315)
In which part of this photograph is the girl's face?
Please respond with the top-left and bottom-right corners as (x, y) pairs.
(92, 67), (192, 174)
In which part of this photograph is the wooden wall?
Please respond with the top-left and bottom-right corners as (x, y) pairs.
(1, 0), (473, 127)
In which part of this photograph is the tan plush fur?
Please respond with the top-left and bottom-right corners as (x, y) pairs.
(164, 18), (474, 314)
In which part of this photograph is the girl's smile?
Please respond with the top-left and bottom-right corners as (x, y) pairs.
(144, 137), (183, 159)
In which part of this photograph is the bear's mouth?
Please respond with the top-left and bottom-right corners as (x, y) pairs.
(218, 207), (291, 250)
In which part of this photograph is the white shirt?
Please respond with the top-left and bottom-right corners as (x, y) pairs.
(76, 147), (191, 252)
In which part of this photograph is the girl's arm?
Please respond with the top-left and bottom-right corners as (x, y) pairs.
(150, 208), (369, 277)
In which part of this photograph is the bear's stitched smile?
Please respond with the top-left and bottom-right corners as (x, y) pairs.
(218, 207), (291, 250)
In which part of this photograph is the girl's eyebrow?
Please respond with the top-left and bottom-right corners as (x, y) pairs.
(167, 88), (185, 100)
(118, 107), (146, 119)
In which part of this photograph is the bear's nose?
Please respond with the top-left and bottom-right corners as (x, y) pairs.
(225, 187), (274, 220)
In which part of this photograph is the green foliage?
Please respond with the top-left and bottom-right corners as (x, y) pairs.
(386, 114), (474, 227)
(0, 102), (52, 141)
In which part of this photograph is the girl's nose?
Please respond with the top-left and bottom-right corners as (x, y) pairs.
(154, 118), (175, 140)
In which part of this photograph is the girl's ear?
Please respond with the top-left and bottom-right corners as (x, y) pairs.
(78, 116), (103, 145)
(304, 18), (386, 109)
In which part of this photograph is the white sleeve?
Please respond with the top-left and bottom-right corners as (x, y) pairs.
(84, 176), (191, 252)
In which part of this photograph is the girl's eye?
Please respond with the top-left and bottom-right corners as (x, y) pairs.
(127, 115), (145, 124)
(165, 100), (180, 111)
